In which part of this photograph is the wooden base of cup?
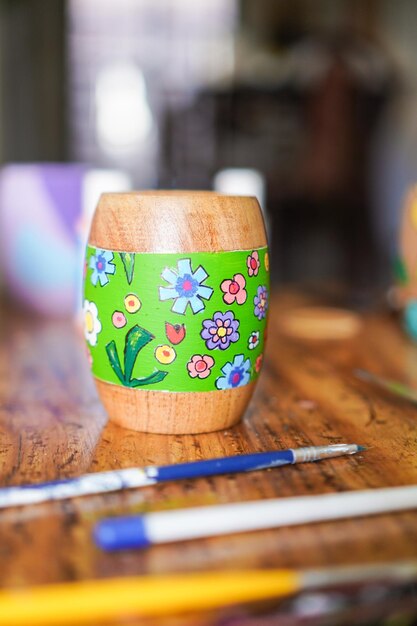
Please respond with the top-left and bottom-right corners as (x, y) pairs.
(95, 379), (256, 434)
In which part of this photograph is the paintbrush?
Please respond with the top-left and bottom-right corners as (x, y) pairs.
(0, 561), (416, 625)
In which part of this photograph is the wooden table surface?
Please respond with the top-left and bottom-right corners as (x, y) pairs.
(1, 291), (417, 625)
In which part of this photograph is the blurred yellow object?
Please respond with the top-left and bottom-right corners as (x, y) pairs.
(0, 570), (300, 625)
(1, 562), (416, 625)
(410, 197), (417, 231)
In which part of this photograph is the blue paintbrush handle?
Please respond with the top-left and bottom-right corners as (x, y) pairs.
(156, 449), (295, 481)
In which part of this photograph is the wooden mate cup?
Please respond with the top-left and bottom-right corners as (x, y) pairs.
(83, 191), (269, 433)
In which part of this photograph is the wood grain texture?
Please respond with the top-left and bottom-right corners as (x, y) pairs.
(88, 191), (268, 434)
(1, 291), (417, 624)
(89, 191), (267, 253)
(96, 380), (256, 434)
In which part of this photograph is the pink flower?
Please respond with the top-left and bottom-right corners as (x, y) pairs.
(112, 311), (127, 329)
(187, 354), (214, 379)
(220, 273), (247, 305)
(247, 250), (260, 277)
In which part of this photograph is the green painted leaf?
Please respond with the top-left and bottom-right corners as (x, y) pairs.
(123, 325), (155, 382)
(105, 341), (125, 383)
(128, 370), (169, 387)
(120, 252), (135, 284)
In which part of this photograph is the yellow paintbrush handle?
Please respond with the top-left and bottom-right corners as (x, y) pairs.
(0, 570), (300, 625)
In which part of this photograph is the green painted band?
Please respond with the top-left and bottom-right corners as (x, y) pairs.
(84, 245), (269, 393)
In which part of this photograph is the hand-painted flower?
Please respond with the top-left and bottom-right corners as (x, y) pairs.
(201, 311), (240, 350)
(159, 259), (213, 314)
(264, 251), (270, 272)
(247, 250), (260, 277)
(112, 311), (127, 329)
(155, 344), (176, 364)
(255, 353), (263, 373)
(254, 285), (268, 320)
(187, 354), (214, 379)
(89, 249), (115, 286)
(83, 300), (102, 346)
(248, 330), (260, 350)
(220, 273), (247, 305)
(216, 354), (251, 390)
(124, 294), (141, 313)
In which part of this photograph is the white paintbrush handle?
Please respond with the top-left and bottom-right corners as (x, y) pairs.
(145, 485), (417, 544)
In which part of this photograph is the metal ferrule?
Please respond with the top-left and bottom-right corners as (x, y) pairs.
(291, 444), (358, 463)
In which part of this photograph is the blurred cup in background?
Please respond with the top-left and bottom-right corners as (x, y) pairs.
(0, 163), (131, 317)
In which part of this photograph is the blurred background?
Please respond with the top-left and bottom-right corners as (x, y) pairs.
(1, 0), (417, 313)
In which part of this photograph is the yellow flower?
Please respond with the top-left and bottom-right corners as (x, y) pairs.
(264, 252), (269, 272)
(124, 293), (141, 313)
(155, 344), (176, 364)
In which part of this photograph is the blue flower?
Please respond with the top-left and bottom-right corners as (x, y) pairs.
(89, 250), (115, 287)
(159, 259), (213, 314)
(215, 354), (251, 390)
(404, 300), (417, 340)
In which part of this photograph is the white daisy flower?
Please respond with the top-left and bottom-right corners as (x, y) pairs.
(248, 330), (260, 350)
(83, 300), (102, 346)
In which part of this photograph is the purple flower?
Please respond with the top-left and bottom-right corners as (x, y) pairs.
(254, 285), (268, 320)
(201, 311), (240, 350)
